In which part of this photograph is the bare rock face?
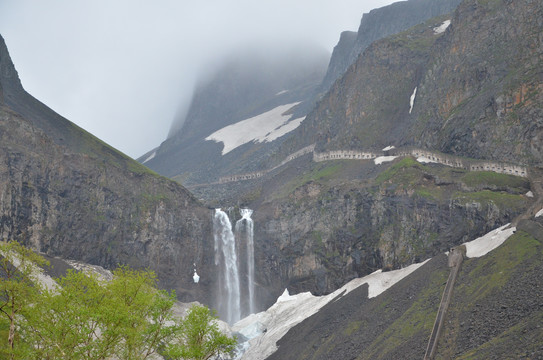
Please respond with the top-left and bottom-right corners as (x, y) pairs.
(251, 159), (529, 308)
(0, 35), (214, 304)
(280, 15), (449, 157)
(283, 0), (543, 167)
(410, 0), (543, 165)
(320, 0), (463, 93)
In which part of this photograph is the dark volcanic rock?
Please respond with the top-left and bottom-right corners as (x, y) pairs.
(268, 255), (448, 360)
(410, 0), (543, 165)
(0, 35), (215, 305)
(250, 158), (530, 309)
(320, 0), (463, 93)
(267, 230), (543, 359)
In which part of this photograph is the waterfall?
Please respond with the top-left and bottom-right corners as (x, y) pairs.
(213, 209), (241, 324)
(235, 208), (255, 315)
(213, 207), (256, 323)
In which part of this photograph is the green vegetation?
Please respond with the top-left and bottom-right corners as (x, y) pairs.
(65, 119), (160, 178)
(164, 306), (237, 360)
(455, 311), (543, 360)
(360, 266), (449, 359)
(414, 186), (446, 202)
(458, 230), (539, 305)
(0, 241), (236, 360)
(300, 163), (344, 184)
(437, 230), (542, 358)
(272, 162), (347, 200)
(343, 320), (363, 336)
(388, 14), (450, 52)
(240, 186), (262, 204)
(461, 171), (529, 193)
(375, 157), (426, 185)
(0, 241), (48, 358)
(452, 190), (527, 210)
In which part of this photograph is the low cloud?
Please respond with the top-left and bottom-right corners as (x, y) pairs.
(0, 0), (396, 158)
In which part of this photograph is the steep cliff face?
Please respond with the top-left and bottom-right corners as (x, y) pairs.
(410, 0), (543, 165)
(320, 31), (357, 92)
(281, 15), (449, 155)
(251, 158), (531, 306)
(0, 35), (214, 303)
(283, 0), (543, 167)
(321, 0), (463, 92)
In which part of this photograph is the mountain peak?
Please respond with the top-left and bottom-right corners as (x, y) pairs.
(0, 35), (23, 99)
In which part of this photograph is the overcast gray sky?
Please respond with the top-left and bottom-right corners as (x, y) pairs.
(0, 0), (396, 158)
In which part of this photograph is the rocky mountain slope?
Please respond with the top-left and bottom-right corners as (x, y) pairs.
(140, 0), (465, 188)
(207, 0), (543, 310)
(139, 45), (329, 185)
(320, 0), (463, 93)
(285, 0), (543, 166)
(248, 155), (533, 308)
(0, 35), (214, 304)
(266, 218), (543, 359)
(128, 0), (543, 313)
(2, 0), (542, 356)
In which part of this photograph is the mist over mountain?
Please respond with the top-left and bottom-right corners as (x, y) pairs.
(320, 0), (463, 93)
(168, 43), (330, 140)
(1, 0), (543, 358)
(140, 43), (329, 185)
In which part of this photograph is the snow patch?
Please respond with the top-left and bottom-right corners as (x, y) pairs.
(526, 191), (534, 198)
(142, 151), (156, 163)
(464, 224), (515, 258)
(67, 260), (113, 282)
(261, 116), (305, 143)
(417, 156), (439, 164)
(409, 87), (417, 114)
(0, 250), (59, 292)
(236, 223), (519, 359)
(536, 208), (543, 218)
(275, 90), (289, 96)
(382, 145), (396, 151)
(235, 260), (428, 360)
(339, 261), (429, 298)
(205, 103), (303, 155)
(374, 156), (398, 165)
(433, 19), (451, 34)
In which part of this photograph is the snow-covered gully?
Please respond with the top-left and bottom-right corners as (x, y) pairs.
(233, 224), (518, 359)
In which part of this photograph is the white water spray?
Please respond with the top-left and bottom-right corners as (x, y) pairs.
(213, 209), (241, 324)
(236, 208), (255, 315)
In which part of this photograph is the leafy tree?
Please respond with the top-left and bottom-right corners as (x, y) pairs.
(0, 242), (236, 360)
(24, 270), (113, 360)
(25, 266), (180, 360)
(106, 266), (180, 360)
(0, 241), (48, 359)
(165, 305), (237, 360)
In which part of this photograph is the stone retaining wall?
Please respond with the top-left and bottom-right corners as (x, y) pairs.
(214, 145), (528, 185)
(313, 150), (378, 162)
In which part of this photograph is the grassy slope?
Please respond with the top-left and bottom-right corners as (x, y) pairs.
(274, 228), (542, 360)
(437, 230), (543, 359)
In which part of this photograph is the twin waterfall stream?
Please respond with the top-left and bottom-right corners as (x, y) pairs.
(213, 208), (255, 324)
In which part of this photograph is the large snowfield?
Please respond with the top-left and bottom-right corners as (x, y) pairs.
(233, 261), (428, 360)
(205, 103), (305, 155)
(234, 222), (519, 359)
